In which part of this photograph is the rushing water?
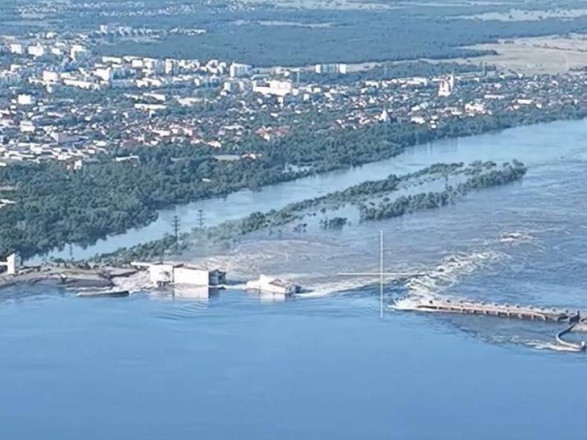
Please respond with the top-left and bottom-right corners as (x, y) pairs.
(4, 119), (587, 439)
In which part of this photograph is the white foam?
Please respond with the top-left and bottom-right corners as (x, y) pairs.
(403, 249), (504, 302)
(499, 230), (534, 244)
(527, 341), (584, 353)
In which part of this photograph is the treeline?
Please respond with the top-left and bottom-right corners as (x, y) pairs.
(320, 217), (348, 230)
(91, 7), (587, 66)
(239, 104), (587, 172)
(360, 161), (527, 221)
(0, 152), (307, 258)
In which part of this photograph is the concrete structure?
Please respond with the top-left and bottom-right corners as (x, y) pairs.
(438, 75), (455, 97)
(0, 253), (21, 275)
(315, 63), (347, 75)
(148, 263), (175, 286)
(253, 80), (293, 97)
(70, 45), (89, 61)
(27, 44), (45, 58)
(229, 63), (252, 78)
(164, 59), (178, 75)
(9, 43), (23, 55)
(94, 67), (113, 83)
(17, 94), (33, 106)
(132, 262), (226, 287)
(246, 275), (300, 296)
(173, 265), (225, 286)
(51, 132), (80, 144)
(19, 120), (35, 133)
(415, 299), (580, 322)
(42, 71), (60, 84)
(408, 298), (586, 352)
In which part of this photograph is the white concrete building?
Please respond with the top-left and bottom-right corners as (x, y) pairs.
(28, 44), (45, 58)
(94, 67), (113, 83)
(17, 94), (33, 106)
(70, 45), (89, 61)
(42, 71), (60, 83)
(173, 266), (226, 286)
(20, 120), (35, 133)
(132, 262), (226, 287)
(253, 80), (293, 97)
(438, 75), (455, 97)
(9, 43), (23, 55)
(0, 253), (21, 275)
(229, 63), (252, 78)
(315, 63), (347, 74)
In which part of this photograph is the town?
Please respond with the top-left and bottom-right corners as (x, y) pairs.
(1, 25), (587, 170)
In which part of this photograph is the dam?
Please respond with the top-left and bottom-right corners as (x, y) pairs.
(402, 298), (586, 352)
(415, 299), (581, 322)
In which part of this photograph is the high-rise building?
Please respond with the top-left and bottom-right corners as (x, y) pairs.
(229, 63), (252, 78)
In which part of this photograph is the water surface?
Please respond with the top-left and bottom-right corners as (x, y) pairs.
(5, 119), (587, 439)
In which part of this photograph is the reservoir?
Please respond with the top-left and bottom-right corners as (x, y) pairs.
(3, 118), (587, 439)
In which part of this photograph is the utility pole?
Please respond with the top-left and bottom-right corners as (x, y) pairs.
(197, 209), (205, 229)
(172, 215), (180, 245)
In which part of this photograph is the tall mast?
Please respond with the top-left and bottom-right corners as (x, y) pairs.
(380, 229), (384, 319)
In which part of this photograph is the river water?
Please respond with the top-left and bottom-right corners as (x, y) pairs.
(3, 119), (587, 439)
(38, 117), (587, 261)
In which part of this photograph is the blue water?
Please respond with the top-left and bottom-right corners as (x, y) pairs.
(0, 289), (585, 440)
(4, 119), (587, 439)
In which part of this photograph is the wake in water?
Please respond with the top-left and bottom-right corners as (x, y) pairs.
(396, 249), (505, 305)
(179, 227), (584, 353)
(191, 229), (531, 303)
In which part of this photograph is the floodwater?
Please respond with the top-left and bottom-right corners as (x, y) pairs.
(3, 119), (587, 439)
(37, 118), (587, 261)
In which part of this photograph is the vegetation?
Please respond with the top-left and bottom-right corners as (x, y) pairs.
(320, 217), (348, 230)
(0, 89), (578, 260)
(91, 7), (587, 66)
(360, 161), (527, 220)
(0, 151), (307, 258)
(88, 160), (526, 265)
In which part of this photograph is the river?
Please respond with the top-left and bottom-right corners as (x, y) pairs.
(3, 119), (587, 439)
(37, 118), (587, 262)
